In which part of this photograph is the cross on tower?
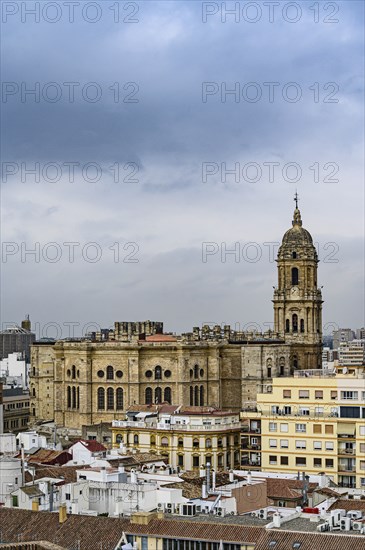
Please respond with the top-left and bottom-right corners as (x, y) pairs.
(294, 191), (299, 209)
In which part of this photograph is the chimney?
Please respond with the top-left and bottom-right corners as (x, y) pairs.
(202, 482), (207, 499)
(273, 513), (281, 528)
(212, 469), (216, 492)
(247, 471), (252, 485)
(229, 470), (234, 483)
(206, 462), (211, 493)
(59, 503), (67, 524)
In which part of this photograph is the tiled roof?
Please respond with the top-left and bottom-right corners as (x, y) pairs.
(328, 498), (365, 512)
(315, 487), (343, 498)
(266, 478), (318, 501)
(0, 509), (262, 549)
(71, 439), (107, 453)
(20, 486), (45, 497)
(143, 334), (177, 342)
(24, 465), (88, 485)
(23, 450), (72, 466)
(254, 529), (365, 550)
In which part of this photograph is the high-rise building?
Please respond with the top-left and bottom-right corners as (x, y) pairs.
(0, 316), (35, 362)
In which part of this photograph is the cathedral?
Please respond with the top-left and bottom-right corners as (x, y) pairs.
(30, 200), (323, 431)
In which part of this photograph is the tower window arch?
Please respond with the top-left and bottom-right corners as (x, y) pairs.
(106, 366), (114, 380)
(155, 366), (162, 380)
(194, 385), (199, 406)
(292, 314), (298, 332)
(116, 388), (124, 410)
(72, 365), (76, 379)
(164, 387), (171, 403)
(145, 387), (152, 404)
(194, 365), (199, 378)
(292, 251), (297, 259)
(300, 319), (305, 333)
(200, 385), (204, 406)
(291, 267), (299, 285)
(107, 387), (114, 410)
(72, 386), (76, 408)
(67, 386), (71, 408)
(190, 386), (193, 406)
(285, 319), (290, 333)
(97, 388), (105, 410)
(155, 387), (162, 404)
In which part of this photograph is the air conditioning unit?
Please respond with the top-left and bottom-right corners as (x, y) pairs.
(352, 521), (363, 531)
(340, 517), (351, 531)
(347, 510), (362, 520)
(175, 504), (180, 514)
(259, 509), (268, 520)
(317, 523), (329, 532)
(217, 511), (223, 516)
(157, 503), (163, 511)
(166, 503), (172, 512)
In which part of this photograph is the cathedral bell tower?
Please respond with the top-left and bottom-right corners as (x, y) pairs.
(273, 195), (323, 370)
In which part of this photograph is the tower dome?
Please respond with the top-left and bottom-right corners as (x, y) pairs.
(278, 205), (318, 261)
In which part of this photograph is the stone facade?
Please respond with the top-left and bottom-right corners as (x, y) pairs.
(30, 204), (323, 431)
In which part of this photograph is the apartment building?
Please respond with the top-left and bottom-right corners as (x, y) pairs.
(241, 369), (365, 489)
(111, 404), (241, 471)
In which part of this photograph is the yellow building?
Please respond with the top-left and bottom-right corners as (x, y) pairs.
(112, 404), (241, 471)
(241, 368), (365, 489)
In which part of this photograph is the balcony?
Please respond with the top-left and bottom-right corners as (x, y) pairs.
(338, 448), (355, 456)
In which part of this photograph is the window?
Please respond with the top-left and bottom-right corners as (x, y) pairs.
(300, 319), (305, 333)
(281, 456), (289, 465)
(116, 434), (123, 444)
(106, 366), (114, 380)
(190, 386), (193, 406)
(178, 438), (183, 448)
(331, 390), (337, 399)
(145, 370), (152, 378)
(341, 391), (358, 400)
(269, 455), (277, 465)
(72, 365), (76, 379)
(155, 387), (162, 404)
(150, 435), (156, 446)
(194, 365), (199, 378)
(313, 424), (322, 434)
(269, 439), (277, 448)
(161, 437), (168, 447)
(313, 441), (322, 450)
(299, 390), (309, 399)
(206, 438), (212, 449)
(315, 390), (323, 399)
(267, 367), (272, 378)
(360, 426), (365, 436)
(193, 438), (199, 448)
(193, 455), (199, 468)
(283, 390), (291, 399)
(200, 385), (204, 406)
(292, 314), (298, 333)
(299, 407), (310, 416)
(285, 319), (290, 333)
(155, 366), (162, 380)
(178, 455), (184, 467)
(295, 440), (306, 449)
(107, 388), (114, 410)
(269, 423), (277, 432)
(361, 478), (365, 487)
(72, 386), (77, 408)
(164, 387), (172, 403)
(67, 386), (71, 408)
(325, 458), (334, 468)
(218, 438), (223, 447)
(97, 388), (105, 410)
(314, 458), (322, 467)
(116, 388), (123, 410)
(315, 407), (324, 417)
(325, 425), (334, 434)
(116, 370), (123, 378)
(295, 424), (306, 433)
(360, 461), (365, 470)
(292, 267), (299, 285)
(280, 423), (289, 433)
(97, 370), (104, 378)
(283, 406), (291, 415)
(194, 385), (199, 406)
(145, 387), (152, 404)
(296, 457), (306, 466)
(360, 443), (365, 453)
(280, 439), (289, 448)
(134, 434), (139, 445)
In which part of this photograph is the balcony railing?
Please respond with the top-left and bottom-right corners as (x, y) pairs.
(112, 420), (241, 431)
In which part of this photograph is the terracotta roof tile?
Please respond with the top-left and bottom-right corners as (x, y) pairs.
(254, 529), (365, 550)
(328, 498), (365, 512)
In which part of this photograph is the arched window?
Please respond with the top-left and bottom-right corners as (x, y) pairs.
(155, 366), (162, 380)
(194, 386), (199, 406)
(145, 387), (152, 404)
(292, 251), (297, 259)
(190, 386), (193, 406)
(161, 437), (168, 447)
(134, 434), (139, 445)
(72, 386), (76, 409)
(293, 356), (298, 370)
(178, 438), (183, 448)
(77, 387), (80, 409)
(292, 314), (298, 332)
(67, 386), (71, 408)
(300, 319), (305, 333)
(107, 387), (114, 410)
(206, 438), (212, 449)
(155, 387), (162, 404)
(193, 438), (199, 448)
(150, 435), (156, 446)
(200, 385), (204, 406)
(116, 434), (123, 444)
(106, 366), (114, 380)
(97, 388), (105, 410)
(267, 367), (272, 378)
(164, 387), (171, 403)
(194, 365), (199, 378)
(285, 319), (290, 333)
(116, 388), (123, 410)
(72, 365), (76, 379)
(291, 267), (299, 285)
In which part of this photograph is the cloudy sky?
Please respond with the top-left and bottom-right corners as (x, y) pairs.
(1, 0), (364, 338)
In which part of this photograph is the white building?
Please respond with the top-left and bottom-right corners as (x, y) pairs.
(0, 456), (22, 504)
(67, 439), (107, 465)
(0, 352), (29, 389)
(17, 430), (47, 452)
(0, 433), (17, 454)
(338, 340), (365, 366)
(5, 477), (63, 511)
